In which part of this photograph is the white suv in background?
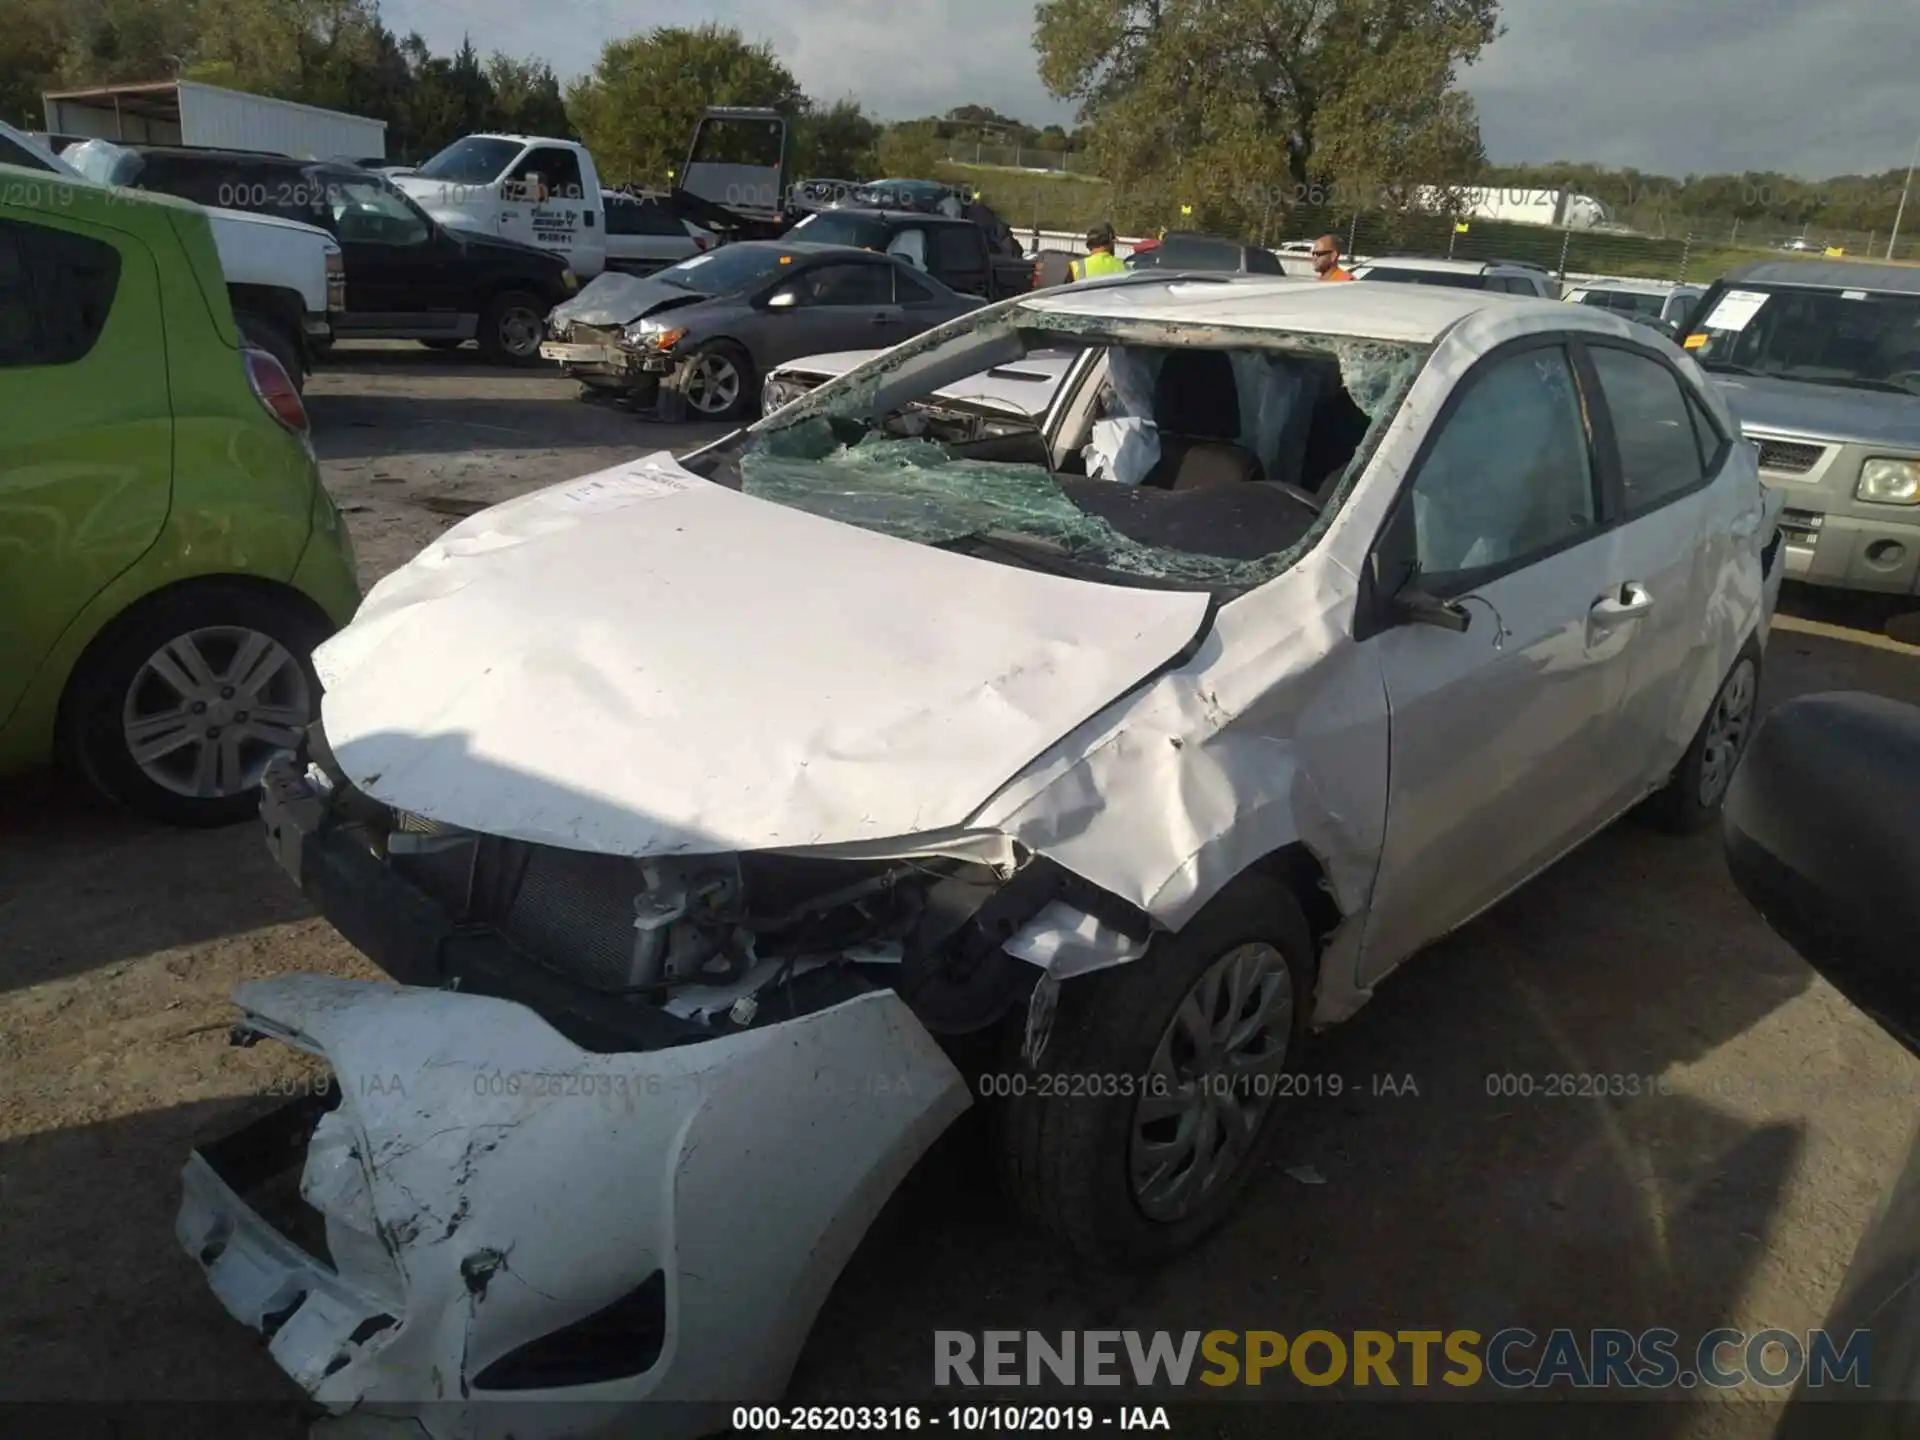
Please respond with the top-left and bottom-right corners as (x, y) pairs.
(1352, 256), (1560, 297)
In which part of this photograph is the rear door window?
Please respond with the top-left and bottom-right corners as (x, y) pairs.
(801, 262), (895, 306)
(0, 218), (123, 368)
(1587, 345), (1710, 514)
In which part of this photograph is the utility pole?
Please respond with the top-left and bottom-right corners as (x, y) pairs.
(1888, 126), (1920, 260)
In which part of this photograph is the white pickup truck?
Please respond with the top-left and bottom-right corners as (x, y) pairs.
(392, 134), (610, 280)
(3, 123), (341, 390)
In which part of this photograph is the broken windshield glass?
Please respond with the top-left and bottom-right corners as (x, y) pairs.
(716, 306), (1430, 595)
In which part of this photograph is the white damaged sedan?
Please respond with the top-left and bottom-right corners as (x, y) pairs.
(183, 273), (1786, 1435)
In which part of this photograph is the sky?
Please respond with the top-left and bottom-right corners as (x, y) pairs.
(380, 0), (1920, 181)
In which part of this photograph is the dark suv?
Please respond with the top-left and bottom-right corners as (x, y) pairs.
(80, 144), (580, 365)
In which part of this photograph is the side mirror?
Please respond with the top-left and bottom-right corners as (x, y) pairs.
(1392, 585), (1473, 633)
(1723, 692), (1920, 1058)
(766, 288), (799, 309)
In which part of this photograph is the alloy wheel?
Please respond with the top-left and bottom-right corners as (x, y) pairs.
(682, 352), (741, 415)
(1129, 942), (1295, 1223)
(121, 626), (312, 799)
(1698, 658), (1758, 807)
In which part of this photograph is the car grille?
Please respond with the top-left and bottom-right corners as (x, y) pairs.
(1779, 508), (1824, 545)
(569, 323), (625, 350)
(1755, 438), (1826, 475)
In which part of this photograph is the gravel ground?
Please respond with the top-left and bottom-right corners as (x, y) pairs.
(3, 345), (1919, 1437)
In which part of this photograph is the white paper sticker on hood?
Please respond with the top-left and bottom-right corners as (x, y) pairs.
(554, 462), (696, 513)
(313, 454), (1212, 857)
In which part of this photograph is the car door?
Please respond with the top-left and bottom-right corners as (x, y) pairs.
(764, 260), (903, 365)
(501, 145), (591, 270)
(1356, 337), (1642, 983)
(927, 224), (990, 297)
(326, 176), (450, 331)
(0, 211), (171, 728)
(1574, 339), (1728, 790)
(892, 263), (968, 337)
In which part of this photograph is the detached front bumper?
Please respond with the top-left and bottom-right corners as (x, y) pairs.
(183, 759), (971, 1438)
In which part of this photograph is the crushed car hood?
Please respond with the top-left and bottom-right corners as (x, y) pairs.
(550, 271), (707, 328)
(1713, 374), (1920, 447)
(312, 455), (1211, 856)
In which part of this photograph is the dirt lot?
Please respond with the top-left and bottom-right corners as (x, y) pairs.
(4, 345), (1920, 1434)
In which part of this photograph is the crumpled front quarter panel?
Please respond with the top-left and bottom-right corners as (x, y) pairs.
(974, 554), (1390, 976)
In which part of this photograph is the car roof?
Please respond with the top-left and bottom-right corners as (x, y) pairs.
(1357, 256), (1496, 274)
(1724, 259), (1920, 294)
(1019, 274), (1583, 343)
(805, 206), (963, 224)
(116, 143), (309, 165)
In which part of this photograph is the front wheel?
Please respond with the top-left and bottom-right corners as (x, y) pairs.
(477, 291), (546, 366)
(59, 582), (331, 828)
(994, 873), (1317, 1269)
(1640, 642), (1763, 834)
(675, 341), (753, 420)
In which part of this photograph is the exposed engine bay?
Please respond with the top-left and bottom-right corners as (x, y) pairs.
(282, 726), (1153, 1056)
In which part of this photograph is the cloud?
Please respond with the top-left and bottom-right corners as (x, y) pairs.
(380, 0), (1919, 178)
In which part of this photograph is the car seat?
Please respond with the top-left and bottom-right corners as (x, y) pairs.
(1141, 349), (1263, 491)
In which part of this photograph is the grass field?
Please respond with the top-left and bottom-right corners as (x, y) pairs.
(942, 161), (1894, 284)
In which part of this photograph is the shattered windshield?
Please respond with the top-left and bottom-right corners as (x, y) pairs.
(1683, 284), (1920, 395)
(687, 304), (1429, 596)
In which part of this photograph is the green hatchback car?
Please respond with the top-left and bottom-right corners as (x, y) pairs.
(0, 165), (360, 826)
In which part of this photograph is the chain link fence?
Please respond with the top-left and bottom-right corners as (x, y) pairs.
(937, 139), (1100, 174)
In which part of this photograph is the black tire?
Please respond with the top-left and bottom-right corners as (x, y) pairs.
(58, 581), (333, 829)
(418, 338), (467, 352)
(675, 340), (754, 420)
(1639, 639), (1763, 835)
(995, 872), (1317, 1269)
(235, 311), (305, 394)
(477, 291), (546, 367)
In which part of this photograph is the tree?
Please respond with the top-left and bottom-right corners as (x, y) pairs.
(796, 98), (878, 179)
(565, 24), (803, 188)
(1035, 0), (1501, 233)
(1, 0), (69, 129)
(876, 120), (945, 179)
(487, 53), (571, 138)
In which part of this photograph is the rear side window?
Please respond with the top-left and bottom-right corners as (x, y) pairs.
(1588, 345), (1708, 513)
(0, 218), (123, 368)
(628, 199), (691, 236)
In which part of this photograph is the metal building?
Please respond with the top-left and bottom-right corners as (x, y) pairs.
(41, 80), (386, 161)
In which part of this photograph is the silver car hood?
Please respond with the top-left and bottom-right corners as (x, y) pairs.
(1712, 373), (1920, 449)
(549, 271), (706, 328)
(312, 454), (1211, 856)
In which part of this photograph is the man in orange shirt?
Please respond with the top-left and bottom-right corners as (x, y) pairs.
(1312, 235), (1353, 281)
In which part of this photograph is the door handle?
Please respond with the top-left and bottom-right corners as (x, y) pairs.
(1589, 582), (1654, 624)
(868, 312), (893, 325)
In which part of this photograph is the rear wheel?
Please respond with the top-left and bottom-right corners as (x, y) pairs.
(995, 873), (1317, 1268)
(1641, 643), (1762, 834)
(477, 291), (546, 366)
(235, 311), (305, 393)
(59, 582), (331, 828)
